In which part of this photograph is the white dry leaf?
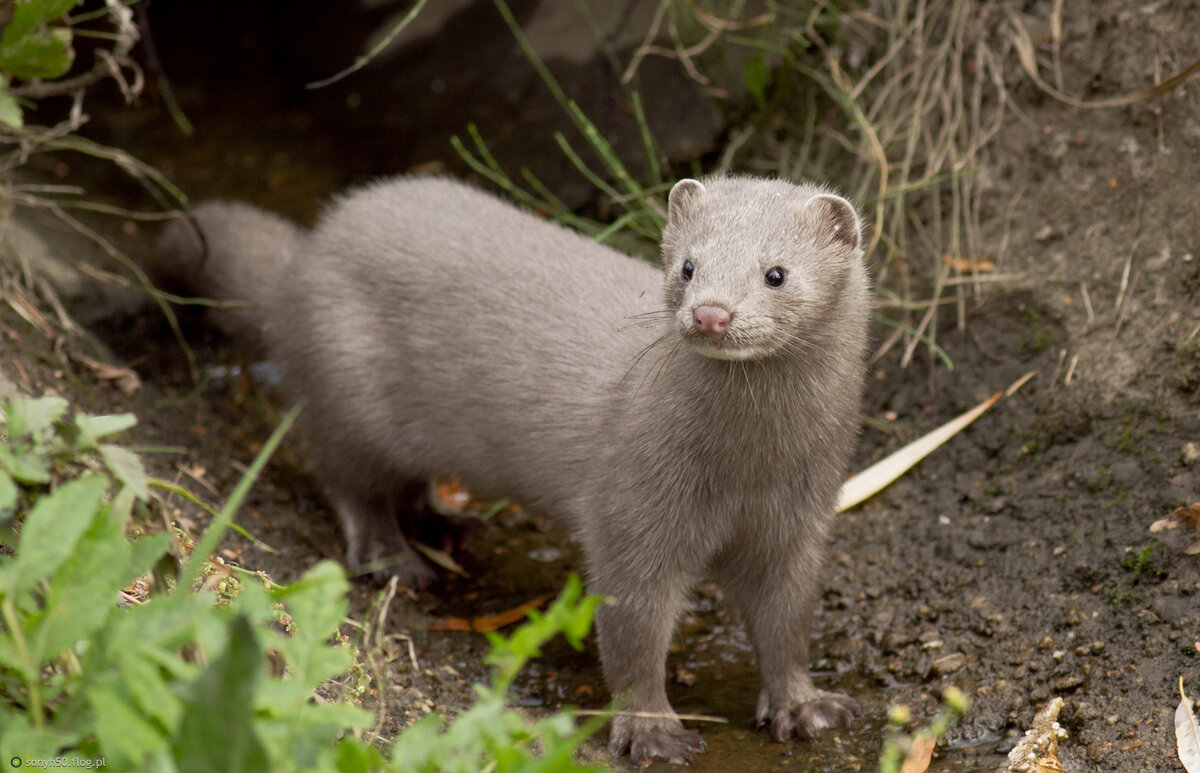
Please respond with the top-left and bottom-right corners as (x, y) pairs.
(414, 542), (470, 578)
(1177, 675), (1200, 773)
(837, 370), (1037, 512)
(1149, 517), (1179, 533)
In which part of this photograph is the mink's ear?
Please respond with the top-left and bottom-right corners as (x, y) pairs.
(667, 179), (706, 229)
(806, 193), (861, 250)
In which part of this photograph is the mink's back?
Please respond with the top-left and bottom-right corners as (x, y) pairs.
(271, 176), (664, 516)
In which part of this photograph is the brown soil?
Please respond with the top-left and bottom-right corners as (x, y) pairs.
(4, 2), (1199, 771)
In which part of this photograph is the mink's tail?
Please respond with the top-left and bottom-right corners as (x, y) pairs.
(157, 201), (306, 345)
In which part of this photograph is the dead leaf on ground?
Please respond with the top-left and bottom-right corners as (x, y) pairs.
(414, 542), (470, 578)
(901, 733), (936, 773)
(1150, 504), (1200, 553)
(6, 290), (55, 337)
(838, 370), (1037, 512)
(1177, 676), (1200, 773)
(429, 593), (553, 633)
(1173, 504), (1200, 531)
(941, 255), (996, 273)
(74, 352), (141, 395)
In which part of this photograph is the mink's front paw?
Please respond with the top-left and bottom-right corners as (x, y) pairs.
(756, 689), (859, 741)
(609, 714), (707, 766)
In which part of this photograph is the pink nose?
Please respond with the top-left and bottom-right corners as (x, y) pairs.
(693, 305), (731, 337)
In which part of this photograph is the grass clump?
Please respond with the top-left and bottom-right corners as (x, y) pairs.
(0, 395), (608, 771)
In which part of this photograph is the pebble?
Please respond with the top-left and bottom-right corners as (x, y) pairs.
(931, 652), (968, 676)
(1053, 674), (1085, 692)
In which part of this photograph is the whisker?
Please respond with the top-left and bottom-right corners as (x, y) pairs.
(622, 329), (674, 386)
(740, 360), (760, 414)
(625, 309), (676, 320)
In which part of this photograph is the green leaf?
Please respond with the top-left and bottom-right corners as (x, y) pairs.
(11, 474), (107, 598)
(0, 88), (22, 128)
(99, 443), (148, 500)
(117, 645), (183, 732)
(0, 0), (81, 44)
(129, 531), (171, 578)
(0, 709), (79, 764)
(88, 682), (170, 768)
(4, 396), (68, 440)
(743, 54), (770, 105)
(0, 444), (51, 484)
(0, 468), (16, 517)
(0, 26), (74, 80)
(262, 561), (352, 711)
(33, 501), (130, 659)
(337, 737), (386, 773)
(74, 412), (137, 446)
(172, 615), (270, 773)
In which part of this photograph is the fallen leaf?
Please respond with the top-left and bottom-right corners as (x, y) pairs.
(838, 371), (1037, 512)
(1174, 504), (1200, 531)
(413, 542), (470, 578)
(941, 255), (996, 273)
(6, 291), (54, 337)
(429, 593), (553, 633)
(901, 734), (936, 773)
(74, 353), (142, 395)
(1177, 676), (1200, 773)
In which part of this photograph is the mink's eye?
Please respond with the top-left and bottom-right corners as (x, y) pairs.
(765, 266), (786, 288)
(681, 260), (694, 281)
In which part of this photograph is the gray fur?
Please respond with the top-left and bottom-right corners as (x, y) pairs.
(161, 174), (870, 763)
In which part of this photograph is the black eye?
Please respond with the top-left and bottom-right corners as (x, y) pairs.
(681, 260), (694, 281)
(765, 267), (786, 287)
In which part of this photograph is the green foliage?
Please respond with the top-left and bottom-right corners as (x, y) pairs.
(0, 396), (373, 771)
(0, 0), (80, 128)
(0, 0), (77, 81)
(1119, 542), (1165, 579)
(0, 395), (609, 771)
(387, 573), (608, 773)
(452, 0), (670, 260)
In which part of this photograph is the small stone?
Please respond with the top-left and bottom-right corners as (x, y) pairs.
(1052, 649), (1067, 662)
(1038, 635), (1054, 650)
(1183, 442), (1200, 465)
(931, 652), (968, 676)
(1053, 674), (1085, 692)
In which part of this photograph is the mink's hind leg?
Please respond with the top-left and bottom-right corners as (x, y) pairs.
(329, 479), (436, 590)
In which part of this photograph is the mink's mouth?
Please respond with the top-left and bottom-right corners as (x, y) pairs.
(688, 337), (765, 361)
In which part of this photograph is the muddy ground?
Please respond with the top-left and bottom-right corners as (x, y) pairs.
(3, 1), (1200, 771)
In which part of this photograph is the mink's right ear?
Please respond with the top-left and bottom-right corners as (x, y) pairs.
(667, 179), (706, 229)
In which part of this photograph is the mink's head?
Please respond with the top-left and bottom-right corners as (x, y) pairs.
(658, 176), (868, 362)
